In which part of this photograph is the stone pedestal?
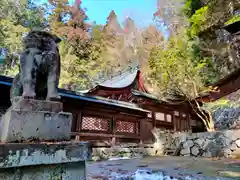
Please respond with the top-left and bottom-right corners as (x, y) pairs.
(0, 97), (72, 142)
(12, 96), (63, 112)
(0, 142), (88, 180)
(0, 97), (89, 179)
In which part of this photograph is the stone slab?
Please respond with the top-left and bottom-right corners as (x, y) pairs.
(12, 97), (63, 112)
(0, 162), (86, 180)
(0, 109), (72, 142)
(0, 142), (88, 168)
(0, 142), (88, 180)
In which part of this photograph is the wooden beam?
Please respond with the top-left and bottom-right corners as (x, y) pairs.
(71, 132), (141, 139)
(197, 69), (240, 102)
(155, 121), (173, 127)
(89, 142), (112, 147)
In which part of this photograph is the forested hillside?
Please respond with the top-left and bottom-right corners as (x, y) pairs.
(0, 0), (239, 99)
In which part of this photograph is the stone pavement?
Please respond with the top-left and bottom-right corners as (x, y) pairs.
(87, 156), (240, 179)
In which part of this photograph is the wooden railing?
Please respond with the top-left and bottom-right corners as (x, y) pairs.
(70, 112), (142, 145)
(69, 107), (193, 146)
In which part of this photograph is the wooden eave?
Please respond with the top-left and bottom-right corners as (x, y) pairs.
(197, 68), (240, 102)
(0, 75), (150, 113)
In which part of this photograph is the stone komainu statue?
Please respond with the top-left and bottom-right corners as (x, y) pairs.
(10, 30), (61, 103)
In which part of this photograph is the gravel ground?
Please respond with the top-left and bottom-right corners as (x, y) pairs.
(87, 156), (240, 180)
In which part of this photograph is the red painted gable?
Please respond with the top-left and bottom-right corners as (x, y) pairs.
(85, 70), (150, 103)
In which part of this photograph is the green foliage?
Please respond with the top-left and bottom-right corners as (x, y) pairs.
(48, 1), (109, 90)
(0, 0), (45, 77)
(0, 0), (166, 91)
(182, 0), (202, 18)
(181, 0), (240, 86)
(0, 0), (236, 98)
(0, 19), (28, 53)
(225, 15), (240, 25)
(148, 31), (207, 99)
(0, 0), (45, 28)
(204, 98), (240, 113)
(189, 6), (209, 37)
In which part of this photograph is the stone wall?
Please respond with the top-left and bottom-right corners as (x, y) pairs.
(88, 129), (240, 160)
(155, 130), (240, 158)
(90, 130), (176, 161)
(213, 108), (240, 130)
(152, 129), (179, 149)
(212, 89), (240, 130)
(91, 144), (161, 161)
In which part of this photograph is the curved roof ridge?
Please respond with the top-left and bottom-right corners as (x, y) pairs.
(98, 69), (139, 88)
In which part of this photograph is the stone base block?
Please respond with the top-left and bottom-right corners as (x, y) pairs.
(12, 97), (63, 112)
(0, 142), (88, 179)
(0, 108), (72, 142)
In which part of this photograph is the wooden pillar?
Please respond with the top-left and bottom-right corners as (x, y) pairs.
(173, 115), (177, 131)
(164, 113), (167, 122)
(152, 111), (156, 128)
(111, 116), (116, 146)
(151, 112), (156, 143)
(71, 112), (78, 133)
(178, 117), (181, 132)
(137, 120), (140, 135)
(187, 113), (190, 130)
(70, 111), (78, 140)
(77, 112), (82, 132)
(185, 118), (188, 131)
(75, 111), (82, 141)
(184, 118), (187, 131)
(177, 112), (180, 132)
(182, 113), (187, 131)
(139, 120), (143, 144)
(139, 119), (143, 143)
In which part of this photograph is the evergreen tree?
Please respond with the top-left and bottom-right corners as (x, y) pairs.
(48, 0), (107, 90)
(0, 0), (46, 76)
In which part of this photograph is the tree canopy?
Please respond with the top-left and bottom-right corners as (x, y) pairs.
(0, 0), (239, 129)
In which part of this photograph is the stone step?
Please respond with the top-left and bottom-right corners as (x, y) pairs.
(164, 148), (176, 155)
(0, 142), (88, 179)
(12, 97), (63, 113)
(0, 109), (72, 142)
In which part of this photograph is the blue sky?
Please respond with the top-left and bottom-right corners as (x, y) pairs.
(37, 0), (157, 27)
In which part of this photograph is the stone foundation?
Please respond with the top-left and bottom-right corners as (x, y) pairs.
(155, 129), (240, 158)
(91, 129), (240, 160)
(91, 144), (159, 161)
(0, 142), (88, 179)
(177, 130), (240, 158)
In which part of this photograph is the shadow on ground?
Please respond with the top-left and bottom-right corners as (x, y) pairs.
(87, 156), (240, 179)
